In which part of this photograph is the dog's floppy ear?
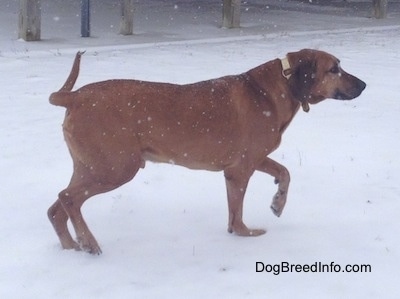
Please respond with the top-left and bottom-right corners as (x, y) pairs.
(287, 49), (317, 112)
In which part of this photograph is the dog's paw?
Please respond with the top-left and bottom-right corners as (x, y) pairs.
(271, 190), (287, 217)
(228, 223), (266, 237)
(270, 204), (282, 217)
(77, 237), (102, 255)
(247, 229), (267, 236)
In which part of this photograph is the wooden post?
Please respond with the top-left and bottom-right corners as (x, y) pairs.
(81, 0), (90, 37)
(120, 0), (134, 35)
(373, 0), (388, 19)
(222, 0), (241, 28)
(18, 0), (41, 41)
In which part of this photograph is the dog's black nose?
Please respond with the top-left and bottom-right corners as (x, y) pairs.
(358, 79), (367, 92)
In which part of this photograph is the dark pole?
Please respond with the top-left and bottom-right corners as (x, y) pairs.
(81, 0), (90, 37)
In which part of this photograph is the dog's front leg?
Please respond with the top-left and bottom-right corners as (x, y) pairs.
(257, 157), (290, 217)
(224, 168), (266, 236)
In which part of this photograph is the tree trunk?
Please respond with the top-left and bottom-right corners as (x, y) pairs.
(120, 0), (134, 35)
(222, 0), (241, 28)
(373, 0), (388, 19)
(18, 0), (41, 41)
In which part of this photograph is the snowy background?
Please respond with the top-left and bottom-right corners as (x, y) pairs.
(1, 0), (400, 298)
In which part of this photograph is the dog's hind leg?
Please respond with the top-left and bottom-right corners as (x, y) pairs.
(224, 167), (266, 237)
(57, 179), (105, 255)
(48, 199), (80, 250)
(51, 159), (142, 254)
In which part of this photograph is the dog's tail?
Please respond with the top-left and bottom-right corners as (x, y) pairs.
(49, 51), (85, 107)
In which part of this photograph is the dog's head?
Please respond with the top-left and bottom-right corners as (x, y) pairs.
(285, 49), (366, 112)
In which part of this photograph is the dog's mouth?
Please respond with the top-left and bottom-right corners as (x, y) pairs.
(333, 91), (353, 100)
(333, 90), (361, 100)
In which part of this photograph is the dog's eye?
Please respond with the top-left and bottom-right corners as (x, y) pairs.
(329, 65), (340, 74)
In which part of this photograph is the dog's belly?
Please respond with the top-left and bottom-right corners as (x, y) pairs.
(140, 142), (237, 171)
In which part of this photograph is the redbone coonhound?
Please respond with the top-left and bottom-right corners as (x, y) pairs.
(48, 49), (366, 254)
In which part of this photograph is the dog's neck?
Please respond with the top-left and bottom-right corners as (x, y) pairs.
(281, 56), (310, 113)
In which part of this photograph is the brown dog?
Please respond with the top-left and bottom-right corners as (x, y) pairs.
(48, 49), (366, 254)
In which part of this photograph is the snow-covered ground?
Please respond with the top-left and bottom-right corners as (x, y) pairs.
(1, 0), (400, 298)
